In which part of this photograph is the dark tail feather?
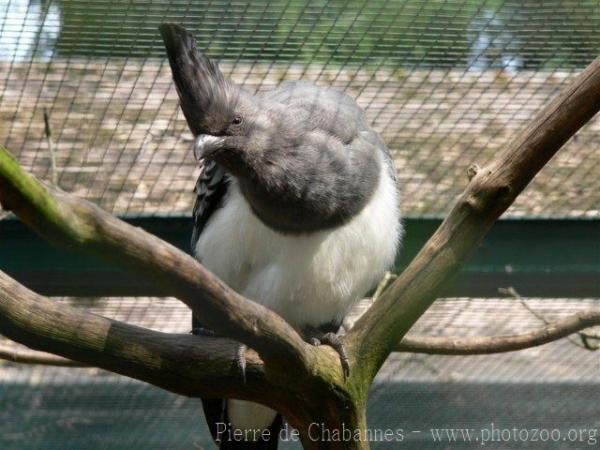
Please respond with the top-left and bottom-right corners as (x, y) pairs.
(192, 315), (282, 450)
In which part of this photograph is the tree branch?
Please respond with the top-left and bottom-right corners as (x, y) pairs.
(0, 268), (280, 400)
(6, 306), (598, 366)
(0, 146), (322, 379)
(346, 57), (600, 387)
(397, 310), (600, 354)
(0, 343), (83, 366)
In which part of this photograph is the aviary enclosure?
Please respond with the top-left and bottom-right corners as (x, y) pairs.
(0, 1), (599, 449)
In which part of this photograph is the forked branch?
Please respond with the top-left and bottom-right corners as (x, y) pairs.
(346, 57), (600, 387)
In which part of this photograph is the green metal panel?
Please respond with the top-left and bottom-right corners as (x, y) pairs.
(0, 217), (598, 297)
(1, 381), (598, 450)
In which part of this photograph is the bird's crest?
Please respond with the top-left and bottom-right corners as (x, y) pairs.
(159, 23), (235, 135)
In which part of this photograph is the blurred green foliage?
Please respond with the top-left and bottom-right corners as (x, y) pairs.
(55, 0), (599, 68)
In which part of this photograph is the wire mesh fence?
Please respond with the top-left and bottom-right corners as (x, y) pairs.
(0, 1), (599, 449)
(1, 0), (599, 218)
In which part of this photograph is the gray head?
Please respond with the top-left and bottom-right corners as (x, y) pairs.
(160, 23), (382, 233)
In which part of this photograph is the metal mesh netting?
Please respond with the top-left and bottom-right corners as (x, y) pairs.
(1, 1), (600, 449)
(1, 0), (599, 217)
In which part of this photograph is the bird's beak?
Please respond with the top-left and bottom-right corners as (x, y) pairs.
(193, 134), (225, 161)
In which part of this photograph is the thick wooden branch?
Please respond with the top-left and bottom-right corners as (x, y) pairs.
(397, 310), (600, 354)
(0, 146), (322, 379)
(346, 57), (600, 387)
(0, 269), (278, 400)
(6, 309), (598, 366)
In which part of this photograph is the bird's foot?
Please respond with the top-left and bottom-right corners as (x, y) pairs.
(191, 326), (247, 384)
(310, 332), (350, 378)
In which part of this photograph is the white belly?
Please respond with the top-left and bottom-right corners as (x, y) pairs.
(194, 163), (402, 330)
(195, 161), (402, 434)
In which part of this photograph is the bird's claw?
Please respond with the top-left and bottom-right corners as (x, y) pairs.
(235, 344), (248, 384)
(311, 332), (350, 378)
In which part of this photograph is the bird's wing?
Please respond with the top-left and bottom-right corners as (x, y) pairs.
(190, 158), (228, 332)
(191, 160), (249, 449)
(190, 159), (229, 250)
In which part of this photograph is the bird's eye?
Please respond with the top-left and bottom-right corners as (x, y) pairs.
(231, 116), (242, 126)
